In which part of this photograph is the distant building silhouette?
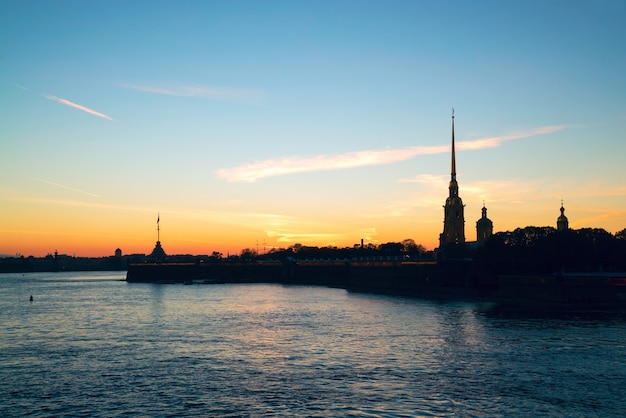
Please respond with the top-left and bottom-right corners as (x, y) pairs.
(476, 203), (493, 247)
(440, 109), (466, 248)
(557, 201), (569, 231)
(149, 241), (167, 262)
(114, 248), (122, 258)
(149, 214), (167, 262)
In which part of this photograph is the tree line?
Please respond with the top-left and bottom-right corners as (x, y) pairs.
(223, 239), (429, 262)
(140, 226), (626, 276)
(475, 226), (626, 274)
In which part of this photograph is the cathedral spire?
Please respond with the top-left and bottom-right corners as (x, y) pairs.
(448, 108), (459, 198)
(440, 109), (465, 249)
(451, 108), (456, 182)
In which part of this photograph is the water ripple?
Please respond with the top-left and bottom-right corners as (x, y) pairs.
(1, 273), (626, 417)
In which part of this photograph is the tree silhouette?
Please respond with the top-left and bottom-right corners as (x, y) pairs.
(477, 226), (626, 274)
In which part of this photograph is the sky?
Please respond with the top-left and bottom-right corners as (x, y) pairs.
(1, 0), (625, 257)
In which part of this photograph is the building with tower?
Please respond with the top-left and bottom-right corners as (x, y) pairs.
(557, 201), (569, 231)
(476, 204), (493, 247)
(149, 214), (167, 262)
(439, 109), (466, 248)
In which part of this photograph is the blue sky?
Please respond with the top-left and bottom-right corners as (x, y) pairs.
(1, 0), (625, 256)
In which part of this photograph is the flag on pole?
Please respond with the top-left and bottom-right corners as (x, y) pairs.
(157, 214), (160, 224)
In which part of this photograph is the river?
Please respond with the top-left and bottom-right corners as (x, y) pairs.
(1, 271), (625, 417)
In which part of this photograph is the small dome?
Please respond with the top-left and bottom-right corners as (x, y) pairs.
(477, 217), (492, 227)
(477, 205), (492, 226)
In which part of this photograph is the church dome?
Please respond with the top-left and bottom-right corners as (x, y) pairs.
(477, 216), (493, 227)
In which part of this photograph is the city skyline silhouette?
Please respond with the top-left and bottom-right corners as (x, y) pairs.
(1, 1), (625, 257)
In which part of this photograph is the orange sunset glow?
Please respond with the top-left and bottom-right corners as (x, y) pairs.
(1, 1), (625, 258)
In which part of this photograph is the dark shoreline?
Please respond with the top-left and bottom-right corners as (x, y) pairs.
(125, 260), (626, 310)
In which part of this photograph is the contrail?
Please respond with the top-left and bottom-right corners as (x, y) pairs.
(44, 95), (113, 120)
(122, 83), (263, 103)
(32, 177), (100, 198)
(15, 84), (113, 120)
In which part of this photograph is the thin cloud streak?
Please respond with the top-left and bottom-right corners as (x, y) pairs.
(216, 125), (565, 182)
(3, 191), (306, 233)
(381, 176), (543, 219)
(32, 177), (100, 198)
(270, 231), (345, 244)
(575, 211), (626, 229)
(44, 95), (113, 120)
(266, 226), (378, 246)
(123, 83), (263, 102)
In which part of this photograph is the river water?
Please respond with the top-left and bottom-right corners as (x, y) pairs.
(1, 271), (625, 417)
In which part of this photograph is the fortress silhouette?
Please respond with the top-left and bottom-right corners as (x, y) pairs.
(128, 112), (625, 309)
(146, 110), (566, 262)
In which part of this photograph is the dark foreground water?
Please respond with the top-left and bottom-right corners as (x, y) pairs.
(1, 272), (626, 417)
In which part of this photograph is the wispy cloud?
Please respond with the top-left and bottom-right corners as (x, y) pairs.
(216, 125), (566, 182)
(399, 175), (541, 203)
(44, 95), (113, 120)
(574, 211), (626, 230)
(268, 230), (346, 244)
(265, 225), (378, 246)
(15, 83), (29, 91)
(123, 83), (263, 102)
(32, 177), (100, 198)
(456, 126), (564, 150)
(397, 173), (447, 185)
(3, 189), (348, 246)
(379, 176), (544, 219)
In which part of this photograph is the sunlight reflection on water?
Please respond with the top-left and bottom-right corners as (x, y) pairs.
(1, 272), (626, 417)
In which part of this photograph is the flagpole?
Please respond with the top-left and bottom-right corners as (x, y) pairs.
(157, 213), (160, 242)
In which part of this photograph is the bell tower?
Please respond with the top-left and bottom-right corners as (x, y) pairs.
(557, 201), (569, 231)
(439, 109), (466, 248)
(476, 203), (493, 247)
